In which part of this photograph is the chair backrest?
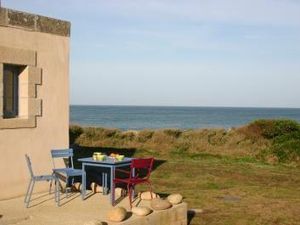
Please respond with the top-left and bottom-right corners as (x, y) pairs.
(25, 154), (34, 178)
(51, 148), (74, 169)
(130, 158), (154, 180)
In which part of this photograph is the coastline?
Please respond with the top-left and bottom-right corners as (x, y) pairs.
(70, 105), (300, 130)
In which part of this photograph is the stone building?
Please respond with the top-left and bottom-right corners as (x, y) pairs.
(0, 8), (70, 199)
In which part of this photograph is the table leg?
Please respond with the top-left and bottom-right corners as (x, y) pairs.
(102, 172), (105, 194)
(82, 164), (86, 200)
(132, 167), (135, 202)
(110, 166), (115, 205)
(105, 173), (108, 194)
(102, 172), (108, 195)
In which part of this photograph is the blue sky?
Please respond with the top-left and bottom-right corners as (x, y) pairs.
(3, 0), (300, 108)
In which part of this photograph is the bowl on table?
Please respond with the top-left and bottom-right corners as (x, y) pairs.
(93, 152), (106, 161)
(116, 155), (125, 161)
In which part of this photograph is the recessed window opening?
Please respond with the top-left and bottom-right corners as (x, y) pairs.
(3, 64), (25, 119)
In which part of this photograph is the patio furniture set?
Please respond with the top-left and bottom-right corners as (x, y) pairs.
(24, 148), (154, 208)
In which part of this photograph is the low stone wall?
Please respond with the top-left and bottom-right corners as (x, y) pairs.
(113, 202), (187, 225)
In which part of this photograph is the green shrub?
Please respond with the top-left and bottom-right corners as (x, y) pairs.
(252, 119), (300, 139)
(163, 129), (182, 138)
(70, 120), (300, 164)
(83, 127), (98, 139)
(171, 141), (190, 155)
(137, 130), (154, 142)
(69, 125), (84, 144)
(271, 133), (300, 163)
(117, 131), (136, 141)
(250, 119), (300, 163)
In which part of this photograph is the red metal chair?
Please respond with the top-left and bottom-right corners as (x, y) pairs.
(112, 158), (154, 208)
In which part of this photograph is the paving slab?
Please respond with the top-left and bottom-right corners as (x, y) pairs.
(0, 191), (187, 225)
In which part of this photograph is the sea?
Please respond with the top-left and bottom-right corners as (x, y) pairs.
(70, 105), (300, 130)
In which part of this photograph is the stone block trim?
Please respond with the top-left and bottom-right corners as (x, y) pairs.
(0, 117), (36, 129)
(0, 46), (42, 129)
(0, 63), (3, 117)
(0, 7), (70, 37)
(28, 66), (42, 84)
(111, 202), (188, 225)
(7, 9), (36, 30)
(28, 99), (42, 117)
(0, 46), (36, 66)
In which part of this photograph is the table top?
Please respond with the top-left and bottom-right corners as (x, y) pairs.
(78, 157), (133, 165)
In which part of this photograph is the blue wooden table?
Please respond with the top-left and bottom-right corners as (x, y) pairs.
(78, 157), (133, 204)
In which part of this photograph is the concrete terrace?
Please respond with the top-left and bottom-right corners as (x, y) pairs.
(0, 191), (187, 225)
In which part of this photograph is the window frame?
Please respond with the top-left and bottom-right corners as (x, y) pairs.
(0, 46), (42, 129)
(3, 64), (21, 118)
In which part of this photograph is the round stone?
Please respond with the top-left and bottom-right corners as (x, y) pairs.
(106, 207), (127, 222)
(90, 182), (101, 193)
(139, 191), (160, 200)
(72, 182), (81, 192)
(115, 187), (126, 197)
(131, 206), (151, 216)
(167, 193), (183, 205)
(150, 199), (172, 210)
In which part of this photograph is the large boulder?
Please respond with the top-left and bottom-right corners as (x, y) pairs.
(115, 187), (126, 197)
(71, 182), (81, 192)
(107, 207), (127, 222)
(90, 182), (102, 193)
(139, 191), (160, 200)
(132, 206), (151, 216)
(167, 193), (183, 205)
(151, 199), (172, 210)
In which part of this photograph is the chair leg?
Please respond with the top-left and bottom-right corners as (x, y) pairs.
(127, 184), (132, 209)
(148, 182), (153, 199)
(55, 178), (60, 207)
(49, 178), (53, 194)
(24, 179), (33, 204)
(65, 176), (70, 198)
(112, 182), (115, 206)
(26, 180), (35, 208)
(132, 185), (135, 201)
(81, 172), (86, 200)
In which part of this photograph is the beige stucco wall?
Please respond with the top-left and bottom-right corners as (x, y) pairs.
(0, 25), (70, 199)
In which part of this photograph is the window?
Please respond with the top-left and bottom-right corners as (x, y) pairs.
(3, 64), (24, 118)
(0, 46), (42, 129)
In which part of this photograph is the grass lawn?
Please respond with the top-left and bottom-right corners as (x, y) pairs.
(71, 120), (300, 225)
(134, 153), (300, 225)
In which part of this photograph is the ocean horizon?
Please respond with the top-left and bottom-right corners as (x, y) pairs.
(70, 105), (300, 130)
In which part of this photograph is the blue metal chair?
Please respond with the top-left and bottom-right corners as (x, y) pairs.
(51, 148), (86, 205)
(24, 154), (57, 208)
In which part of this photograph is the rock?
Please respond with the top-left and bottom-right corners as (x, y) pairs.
(151, 199), (172, 210)
(90, 182), (102, 193)
(83, 220), (106, 225)
(72, 182), (82, 192)
(139, 191), (160, 200)
(167, 193), (183, 205)
(107, 207), (127, 222)
(132, 206), (151, 216)
(115, 187), (126, 197)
